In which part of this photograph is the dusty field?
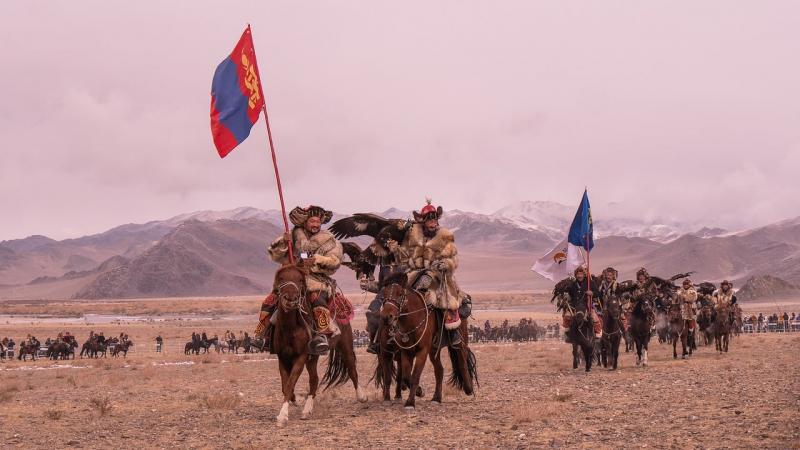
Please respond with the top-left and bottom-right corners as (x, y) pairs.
(0, 299), (799, 449)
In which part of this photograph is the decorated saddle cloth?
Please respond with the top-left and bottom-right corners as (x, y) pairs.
(255, 291), (354, 338)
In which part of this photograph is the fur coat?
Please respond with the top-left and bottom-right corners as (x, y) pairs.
(268, 227), (343, 295)
(395, 223), (461, 310)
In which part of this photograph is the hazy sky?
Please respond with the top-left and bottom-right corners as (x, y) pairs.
(1, 1), (799, 240)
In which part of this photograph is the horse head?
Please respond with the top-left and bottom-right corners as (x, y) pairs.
(273, 262), (309, 312)
(604, 296), (622, 320)
(379, 272), (409, 326)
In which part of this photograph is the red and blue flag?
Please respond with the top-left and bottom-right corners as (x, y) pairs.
(210, 27), (265, 158)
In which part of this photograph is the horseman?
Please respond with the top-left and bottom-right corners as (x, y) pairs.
(259, 205), (343, 356)
(360, 241), (405, 354)
(562, 266), (601, 340)
(712, 280), (739, 323)
(712, 280), (737, 308)
(676, 279), (698, 331)
(390, 199), (464, 347)
(599, 267), (626, 329)
(633, 268), (657, 327)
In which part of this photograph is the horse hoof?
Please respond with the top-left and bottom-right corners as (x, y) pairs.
(404, 406), (415, 411)
(276, 417), (288, 427)
(356, 386), (367, 403)
(430, 400), (442, 405)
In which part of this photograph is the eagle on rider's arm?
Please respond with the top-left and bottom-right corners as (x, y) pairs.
(329, 213), (411, 269)
(340, 242), (377, 280)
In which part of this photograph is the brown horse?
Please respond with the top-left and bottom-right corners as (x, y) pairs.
(111, 340), (134, 358)
(17, 342), (39, 361)
(271, 263), (366, 426)
(600, 296), (623, 370)
(713, 304), (731, 353)
(376, 272), (476, 409)
(667, 301), (692, 359)
(697, 307), (714, 345)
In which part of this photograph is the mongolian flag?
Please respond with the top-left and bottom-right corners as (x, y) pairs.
(210, 26), (265, 158)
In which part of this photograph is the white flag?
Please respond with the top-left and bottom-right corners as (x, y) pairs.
(531, 239), (585, 281)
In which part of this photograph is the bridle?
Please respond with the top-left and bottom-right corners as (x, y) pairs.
(275, 280), (306, 313)
(381, 282), (430, 350)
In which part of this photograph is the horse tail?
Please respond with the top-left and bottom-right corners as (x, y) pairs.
(322, 346), (350, 390)
(447, 346), (478, 395)
(370, 354), (396, 389)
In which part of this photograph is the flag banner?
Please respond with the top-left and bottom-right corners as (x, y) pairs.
(532, 189), (593, 280)
(210, 27), (265, 158)
(531, 238), (586, 281)
(568, 189), (593, 251)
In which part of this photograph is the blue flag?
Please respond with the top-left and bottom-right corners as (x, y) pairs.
(567, 190), (593, 252)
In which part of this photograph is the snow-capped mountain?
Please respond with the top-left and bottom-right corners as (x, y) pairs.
(492, 200), (698, 243)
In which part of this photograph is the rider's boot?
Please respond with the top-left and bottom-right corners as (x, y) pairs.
(366, 295), (382, 354)
(444, 309), (462, 348)
(254, 293), (278, 338)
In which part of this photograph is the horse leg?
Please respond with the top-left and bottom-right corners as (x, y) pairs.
(611, 335), (620, 370)
(277, 356), (306, 426)
(583, 343), (593, 372)
(404, 349), (428, 410)
(393, 352), (403, 400)
(672, 332), (678, 359)
(380, 350), (393, 402)
(301, 356), (319, 420)
(338, 336), (366, 403)
(572, 344), (579, 370)
(399, 352), (414, 408)
(429, 350), (444, 404)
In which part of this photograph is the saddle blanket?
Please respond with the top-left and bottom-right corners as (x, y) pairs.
(258, 291), (354, 327)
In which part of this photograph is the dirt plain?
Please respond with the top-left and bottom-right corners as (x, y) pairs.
(0, 297), (798, 450)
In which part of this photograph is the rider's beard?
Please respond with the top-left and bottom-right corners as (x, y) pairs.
(423, 225), (439, 238)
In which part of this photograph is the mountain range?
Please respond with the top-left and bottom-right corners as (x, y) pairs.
(1, 202), (798, 299)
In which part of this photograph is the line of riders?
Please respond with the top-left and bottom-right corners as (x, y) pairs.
(1, 331), (134, 361)
(183, 330), (267, 355)
(469, 319), (551, 343)
(553, 265), (743, 370)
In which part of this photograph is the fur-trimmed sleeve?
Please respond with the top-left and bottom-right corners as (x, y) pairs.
(437, 238), (459, 272)
(312, 239), (342, 274)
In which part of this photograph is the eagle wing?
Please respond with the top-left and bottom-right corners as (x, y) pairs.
(669, 271), (695, 281)
(329, 213), (393, 239)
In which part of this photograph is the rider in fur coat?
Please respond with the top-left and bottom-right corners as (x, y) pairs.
(257, 205), (343, 356)
(389, 199), (464, 346)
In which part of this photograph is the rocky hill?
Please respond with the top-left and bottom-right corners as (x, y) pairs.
(736, 275), (800, 301)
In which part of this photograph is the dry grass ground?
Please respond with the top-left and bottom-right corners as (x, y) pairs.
(0, 298), (798, 449)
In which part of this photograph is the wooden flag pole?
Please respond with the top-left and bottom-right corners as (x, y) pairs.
(248, 24), (294, 264)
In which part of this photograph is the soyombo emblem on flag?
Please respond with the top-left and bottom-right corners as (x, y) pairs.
(210, 26), (265, 158)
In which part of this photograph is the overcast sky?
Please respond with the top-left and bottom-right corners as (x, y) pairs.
(1, 1), (798, 240)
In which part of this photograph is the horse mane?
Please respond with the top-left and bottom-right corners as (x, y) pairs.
(380, 271), (408, 288)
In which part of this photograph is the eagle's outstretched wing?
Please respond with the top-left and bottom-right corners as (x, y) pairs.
(616, 280), (638, 294)
(695, 281), (717, 297)
(329, 213), (394, 239)
(669, 271), (695, 281)
(551, 277), (573, 303)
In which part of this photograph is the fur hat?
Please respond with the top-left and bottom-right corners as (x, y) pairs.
(289, 205), (333, 227)
(636, 267), (650, 280)
(721, 279), (732, 288)
(603, 267), (618, 279)
(682, 278), (692, 286)
(574, 266), (587, 276)
(413, 198), (443, 222)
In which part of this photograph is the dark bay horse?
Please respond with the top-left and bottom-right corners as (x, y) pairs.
(376, 272), (476, 409)
(111, 340), (134, 358)
(271, 263), (366, 426)
(629, 294), (654, 367)
(600, 297), (623, 370)
(697, 307), (714, 346)
(667, 301), (692, 359)
(713, 304), (731, 353)
(566, 294), (597, 372)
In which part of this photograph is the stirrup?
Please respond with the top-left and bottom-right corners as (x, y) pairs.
(366, 341), (379, 354)
(308, 334), (330, 356)
(449, 329), (462, 348)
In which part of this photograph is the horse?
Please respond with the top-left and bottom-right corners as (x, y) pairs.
(17, 342), (39, 361)
(667, 300), (692, 359)
(655, 309), (670, 344)
(713, 304), (731, 353)
(600, 297), (624, 370)
(566, 294), (597, 372)
(629, 294), (654, 367)
(111, 340), (134, 358)
(270, 262), (366, 426)
(697, 307), (714, 345)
